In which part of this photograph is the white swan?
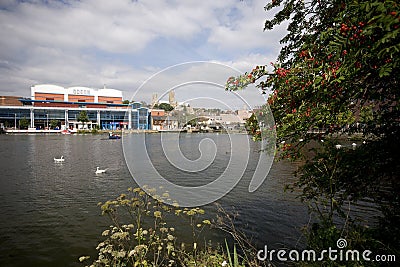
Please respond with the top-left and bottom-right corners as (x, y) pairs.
(54, 156), (64, 162)
(95, 167), (107, 174)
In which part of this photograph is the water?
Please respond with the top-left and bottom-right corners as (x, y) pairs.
(0, 133), (308, 267)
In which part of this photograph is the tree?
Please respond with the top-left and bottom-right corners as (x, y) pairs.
(186, 118), (198, 127)
(77, 110), (89, 129)
(122, 100), (130, 104)
(19, 117), (29, 129)
(244, 113), (261, 141)
(227, 0), (399, 258)
(155, 103), (174, 112)
(50, 119), (59, 129)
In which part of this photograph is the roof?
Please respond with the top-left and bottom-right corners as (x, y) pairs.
(31, 84), (123, 98)
(0, 96), (24, 106)
(19, 99), (129, 107)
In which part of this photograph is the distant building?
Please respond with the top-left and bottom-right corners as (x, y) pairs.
(30, 84), (123, 108)
(169, 90), (177, 107)
(237, 109), (252, 121)
(151, 90), (178, 108)
(151, 93), (158, 107)
(151, 109), (166, 117)
(215, 114), (243, 125)
(0, 84), (151, 131)
(0, 96), (24, 106)
(151, 116), (179, 131)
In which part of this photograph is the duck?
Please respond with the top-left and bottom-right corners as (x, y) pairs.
(54, 156), (64, 163)
(95, 167), (107, 174)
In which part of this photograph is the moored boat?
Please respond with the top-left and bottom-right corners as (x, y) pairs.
(108, 132), (121, 139)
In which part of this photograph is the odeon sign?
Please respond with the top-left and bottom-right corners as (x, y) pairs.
(70, 88), (92, 96)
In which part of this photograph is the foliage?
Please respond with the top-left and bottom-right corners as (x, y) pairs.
(50, 119), (59, 129)
(226, 0), (399, 262)
(3, 120), (11, 128)
(19, 117), (29, 129)
(79, 187), (241, 267)
(77, 110), (90, 129)
(244, 114), (260, 138)
(123, 100), (130, 105)
(154, 103), (174, 112)
(213, 204), (269, 267)
(91, 127), (99, 134)
(186, 118), (198, 127)
(227, 0), (399, 147)
(224, 241), (245, 267)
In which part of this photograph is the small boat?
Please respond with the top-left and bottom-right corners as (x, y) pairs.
(54, 156), (65, 162)
(109, 132), (121, 139)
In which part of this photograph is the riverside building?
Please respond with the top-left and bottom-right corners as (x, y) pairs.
(0, 84), (151, 131)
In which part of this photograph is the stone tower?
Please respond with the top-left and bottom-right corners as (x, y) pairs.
(169, 90), (177, 107)
(151, 93), (158, 107)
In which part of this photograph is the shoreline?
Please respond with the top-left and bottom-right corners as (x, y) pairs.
(1, 129), (247, 135)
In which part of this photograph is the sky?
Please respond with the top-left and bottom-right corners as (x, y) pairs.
(0, 0), (286, 109)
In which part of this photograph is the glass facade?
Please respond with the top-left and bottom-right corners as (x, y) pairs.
(68, 110), (97, 121)
(100, 110), (128, 130)
(0, 108), (31, 129)
(0, 106), (151, 130)
(131, 110), (139, 129)
(129, 108), (149, 130)
(0, 108), (30, 120)
(131, 102), (142, 109)
(138, 108), (149, 130)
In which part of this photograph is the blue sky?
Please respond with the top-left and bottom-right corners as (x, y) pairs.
(0, 0), (286, 109)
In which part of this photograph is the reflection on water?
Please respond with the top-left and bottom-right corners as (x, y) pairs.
(0, 134), (308, 266)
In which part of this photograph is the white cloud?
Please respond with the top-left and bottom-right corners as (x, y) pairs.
(207, 1), (286, 52)
(0, 0), (285, 105)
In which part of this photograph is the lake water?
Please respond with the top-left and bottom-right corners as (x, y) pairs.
(0, 133), (310, 266)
